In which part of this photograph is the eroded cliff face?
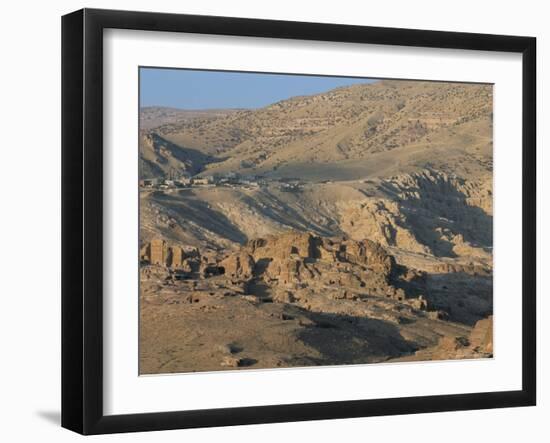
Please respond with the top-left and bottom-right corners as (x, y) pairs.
(140, 169), (492, 262)
(338, 169), (492, 260)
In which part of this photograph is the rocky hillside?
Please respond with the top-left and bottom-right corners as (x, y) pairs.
(338, 169), (492, 258)
(140, 168), (492, 261)
(140, 106), (239, 131)
(141, 80), (492, 180)
(139, 132), (214, 179)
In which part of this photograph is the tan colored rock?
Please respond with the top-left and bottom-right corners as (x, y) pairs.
(408, 295), (428, 311)
(272, 289), (296, 304)
(150, 238), (167, 265)
(140, 243), (150, 262)
(265, 256), (314, 284)
(340, 199), (430, 255)
(246, 231), (321, 260)
(220, 252), (255, 280)
(438, 335), (470, 352)
(469, 316), (493, 354)
(140, 265), (170, 282)
(169, 246), (185, 268)
(220, 356), (242, 367)
(180, 258), (194, 273)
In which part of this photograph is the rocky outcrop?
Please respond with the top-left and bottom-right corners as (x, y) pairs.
(245, 231), (322, 260)
(241, 231), (425, 304)
(469, 315), (493, 354)
(339, 169), (492, 259)
(142, 232), (478, 322)
(435, 315), (493, 358)
(140, 238), (201, 271)
(220, 251), (255, 280)
(340, 199), (429, 254)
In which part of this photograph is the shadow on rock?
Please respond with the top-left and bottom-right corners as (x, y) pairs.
(424, 271), (493, 326)
(287, 307), (419, 366)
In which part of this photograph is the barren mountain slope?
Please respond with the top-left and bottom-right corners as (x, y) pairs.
(141, 169), (491, 258)
(143, 80), (492, 180)
(140, 106), (240, 130)
(139, 132), (215, 179)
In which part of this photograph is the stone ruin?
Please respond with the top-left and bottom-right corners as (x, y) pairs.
(140, 238), (191, 269)
(140, 232), (429, 309)
(234, 231), (426, 305)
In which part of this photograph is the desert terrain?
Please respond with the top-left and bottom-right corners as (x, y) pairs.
(139, 79), (493, 374)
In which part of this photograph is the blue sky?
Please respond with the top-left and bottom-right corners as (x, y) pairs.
(139, 68), (375, 110)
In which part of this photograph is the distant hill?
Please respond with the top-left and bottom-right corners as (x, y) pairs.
(140, 106), (242, 131)
(139, 132), (215, 179)
(141, 80), (492, 181)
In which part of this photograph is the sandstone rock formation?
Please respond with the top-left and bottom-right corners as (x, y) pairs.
(339, 169), (492, 259)
(340, 199), (430, 254)
(469, 315), (493, 354)
(140, 238), (199, 270)
(140, 231), (433, 308)
(220, 251), (255, 280)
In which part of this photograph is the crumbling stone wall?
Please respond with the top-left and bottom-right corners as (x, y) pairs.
(142, 238), (187, 268)
(150, 239), (167, 265)
(169, 246), (184, 268)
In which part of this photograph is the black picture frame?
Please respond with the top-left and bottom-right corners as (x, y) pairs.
(62, 8), (536, 435)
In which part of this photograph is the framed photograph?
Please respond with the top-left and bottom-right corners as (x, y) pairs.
(61, 8), (536, 435)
